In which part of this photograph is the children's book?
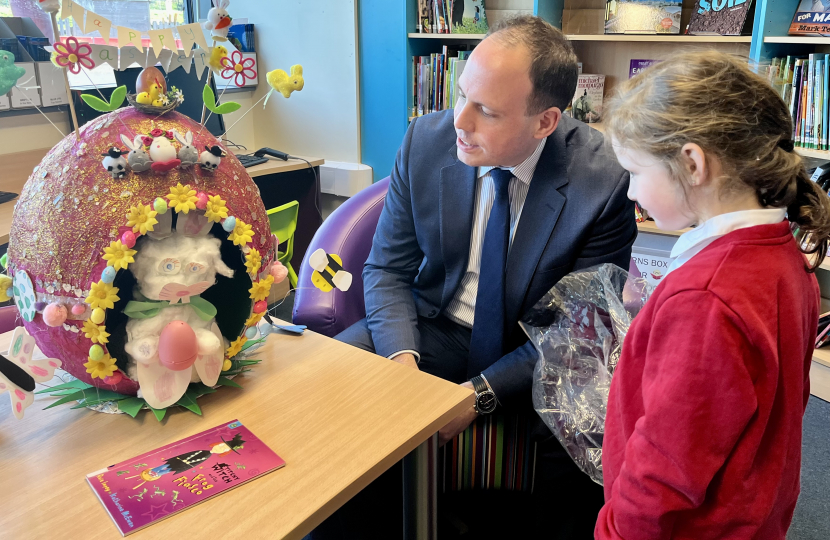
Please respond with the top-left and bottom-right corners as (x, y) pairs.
(789, 0), (830, 36)
(629, 59), (660, 78)
(605, 0), (682, 34)
(566, 74), (606, 123)
(685, 0), (755, 35)
(451, 0), (488, 34)
(86, 420), (285, 536)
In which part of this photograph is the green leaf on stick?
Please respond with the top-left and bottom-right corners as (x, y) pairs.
(203, 84), (241, 115)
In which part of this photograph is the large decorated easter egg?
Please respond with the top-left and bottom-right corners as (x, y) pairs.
(5, 107), (276, 399)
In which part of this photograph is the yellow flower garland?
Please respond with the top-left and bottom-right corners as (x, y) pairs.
(204, 195), (229, 223)
(126, 204), (159, 235)
(82, 320), (110, 344)
(244, 248), (262, 275)
(245, 311), (265, 327)
(85, 281), (120, 310)
(166, 183), (198, 214)
(102, 240), (137, 271)
(226, 336), (247, 359)
(84, 353), (117, 380)
(228, 218), (254, 246)
(248, 275), (274, 302)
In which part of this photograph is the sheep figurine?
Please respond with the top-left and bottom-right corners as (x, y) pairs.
(101, 147), (129, 179)
(123, 228), (234, 409)
(173, 130), (199, 168)
(148, 132), (181, 173)
(199, 145), (226, 171)
(120, 134), (152, 173)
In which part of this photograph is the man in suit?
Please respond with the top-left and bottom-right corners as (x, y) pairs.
(314, 15), (636, 539)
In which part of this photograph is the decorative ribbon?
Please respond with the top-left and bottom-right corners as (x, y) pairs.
(123, 295), (217, 321)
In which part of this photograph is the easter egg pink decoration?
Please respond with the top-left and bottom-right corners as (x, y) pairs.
(157, 321), (199, 371)
(6, 107), (277, 397)
(269, 261), (289, 284)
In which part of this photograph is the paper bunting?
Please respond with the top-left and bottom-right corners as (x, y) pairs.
(119, 46), (144, 70)
(177, 23), (209, 57)
(83, 11), (111, 40)
(60, 0), (84, 22)
(117, 26), (144, 52)
(146, 48), (174, 71)
(148, 28), (176, 57)
(89, 44), (118, 70)
(168, 52), (192, 74)
(192, 48), (209, 79)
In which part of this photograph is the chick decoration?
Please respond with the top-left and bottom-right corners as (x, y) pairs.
(266, 65), (305, 98)
(0, 50), (26, 96)
(208, 45), (228, 72)
(135, 66), (167, 107)
(136, 80), (164, 107)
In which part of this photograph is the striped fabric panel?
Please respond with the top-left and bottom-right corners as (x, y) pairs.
(441, 413), (537, 493)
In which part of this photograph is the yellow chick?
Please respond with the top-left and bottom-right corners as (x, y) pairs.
(208, 45), (229, 72)
(136, 81), (163, 106)
(266, 65), (305, 98)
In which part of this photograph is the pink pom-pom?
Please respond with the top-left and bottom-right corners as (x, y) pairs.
(269, 261), (289, 284)
(196, 192), (209, 210)
(71, 304), (86, 316)
(254, 300), (267, 313)
(104, 371), (123, 385)
(43, 303), (67, 327)
(121, 230), (136, 248)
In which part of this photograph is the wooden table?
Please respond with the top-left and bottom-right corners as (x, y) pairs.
(242, 155), (324, 178)
(0, 325), (473, 539)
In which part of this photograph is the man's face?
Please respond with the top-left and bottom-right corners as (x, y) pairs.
(453, 38), (545, 168)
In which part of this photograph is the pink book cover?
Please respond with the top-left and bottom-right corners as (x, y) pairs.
(86, 420), (285, 536)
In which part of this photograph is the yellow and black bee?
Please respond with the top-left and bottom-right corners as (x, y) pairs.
(309, 249), (352, 293)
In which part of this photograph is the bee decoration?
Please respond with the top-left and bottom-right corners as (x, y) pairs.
(309, 249), (352, 293)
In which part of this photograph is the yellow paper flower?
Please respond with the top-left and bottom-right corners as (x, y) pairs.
(126, 204), (159, 235)
(84, 353), (117, 380)
(83, 319), (110, 344)
(228, 218), (253, 246)
(245, 311), (265, 327)
(226, 336), (248, 359)
(244, 248), (262, 275)
(204, 195), (228, 223)
(102, 240), (137, 271)
(166, 183), (198, 214)
(85, 281), (120, 310)
(249, 275), (274, 302)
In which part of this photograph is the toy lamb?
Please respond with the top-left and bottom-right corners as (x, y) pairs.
(123, 227), (234, 409)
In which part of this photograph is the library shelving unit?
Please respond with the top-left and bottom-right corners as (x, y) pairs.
(356, 0), (830, 400)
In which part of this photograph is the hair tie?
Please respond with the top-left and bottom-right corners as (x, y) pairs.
(778, 139), (795, 153)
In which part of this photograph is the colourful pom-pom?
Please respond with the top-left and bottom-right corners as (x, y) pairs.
(254, 300), (267, 313)
(154, 197), (168, 214)
(196, 192), (209, 210)
(89, 344), (104, 360)
(91, 308), (106, 324)
(222, 216), (236, 232)
(269, 261), (289, 284)
(34, 301), (47, 312)
(245, 326), (259, 339)
(121, 230), (136, 248)
(71, 304), (86, 315)
(222, 359), (232, 371)
(101, 266), (116, 284)
(104, 371), (123, 385)
(43, 303), (67, 327)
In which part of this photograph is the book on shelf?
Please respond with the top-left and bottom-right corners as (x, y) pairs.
(778, 53), (830, 150)
(86, 420), (285, 536)
(605, 0), (682, 34)
(412, 47), (473, 118)
(629, 59), (660, 78)
(789, 0), (830, 36)
(685, 0), (755, 36)
(227, 24), (255, 53)
(564, 74), (606, 124)
(418, 0), (488, 34)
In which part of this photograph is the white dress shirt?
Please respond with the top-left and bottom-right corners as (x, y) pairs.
(390, 138), (547, 361)
(666, 208), (787, 275)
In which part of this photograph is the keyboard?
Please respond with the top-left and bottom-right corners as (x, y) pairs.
(0, 192), (18, 205)
(236, 154), (269, 168)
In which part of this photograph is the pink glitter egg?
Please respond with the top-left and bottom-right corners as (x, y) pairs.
(6, 108), (276, 396)
(196, 192), (209, 209)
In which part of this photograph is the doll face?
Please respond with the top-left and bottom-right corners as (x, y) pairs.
(211, 442), (231, 454)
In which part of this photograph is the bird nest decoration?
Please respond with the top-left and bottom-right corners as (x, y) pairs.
(125, 66), (183, 115)
(3, 105), (283, 420)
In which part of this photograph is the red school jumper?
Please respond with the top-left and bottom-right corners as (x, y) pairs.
(596, 222), (819, 540)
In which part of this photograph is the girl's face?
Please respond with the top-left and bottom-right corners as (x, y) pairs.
(613, 142), (697, 231)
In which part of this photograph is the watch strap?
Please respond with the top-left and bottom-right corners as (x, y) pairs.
(470, 375), (489, 395)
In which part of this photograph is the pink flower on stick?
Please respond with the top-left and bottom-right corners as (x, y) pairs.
(220, 51), (257, 87)
(53, 37), (93, 74)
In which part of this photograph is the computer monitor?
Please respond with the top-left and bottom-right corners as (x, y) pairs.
(68, 65), (225, 136)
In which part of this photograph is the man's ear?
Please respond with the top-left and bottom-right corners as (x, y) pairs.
(680, 143), (708, 187)
(536, 107), (561, 139)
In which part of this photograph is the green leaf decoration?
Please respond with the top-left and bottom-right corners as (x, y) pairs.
(215, 376), (242, 389)
(175, 390), (203, 416)
(240, 338), (265, 351)
(69, 389), (129, 408)
(44, 389), (89, 409)
(80, 85), (127, 112)
(203, 84), (241, 115)
(150, 407), (167, 422)
(36, 379), (92, 394)
(116, 397), (146, 418)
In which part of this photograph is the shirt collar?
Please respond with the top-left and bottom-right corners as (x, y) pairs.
(478, 137), (547, 185)
(668, 208), (787, 271)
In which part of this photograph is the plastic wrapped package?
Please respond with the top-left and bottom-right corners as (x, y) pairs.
(520, 263), (652, 485)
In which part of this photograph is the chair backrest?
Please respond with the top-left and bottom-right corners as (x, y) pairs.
(267, 200), (299, 261)
(293, 178), (390, 337)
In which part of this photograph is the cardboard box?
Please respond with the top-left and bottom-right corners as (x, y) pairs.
(0, 17), (63, 108)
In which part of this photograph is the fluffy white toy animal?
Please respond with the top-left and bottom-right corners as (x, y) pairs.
(204, 0), (232, 41)
(120, 134), (152, 173)
(174, 130), (199, 168)
(124, 230), (234, 409)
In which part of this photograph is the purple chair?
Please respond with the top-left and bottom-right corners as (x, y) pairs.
(293, 177), (390, 336)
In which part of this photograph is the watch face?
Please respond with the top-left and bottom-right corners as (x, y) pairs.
(477, 392), (497, 414)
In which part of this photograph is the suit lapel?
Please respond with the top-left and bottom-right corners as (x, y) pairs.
(439, 144), (476, 308)
(505, 134), (569, 326)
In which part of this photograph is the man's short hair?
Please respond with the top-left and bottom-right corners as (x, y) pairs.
(487, 16), (579, 115)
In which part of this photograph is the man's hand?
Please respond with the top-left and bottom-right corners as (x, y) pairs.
(391, 352), (419, 370)
(438, 381), (478, 446)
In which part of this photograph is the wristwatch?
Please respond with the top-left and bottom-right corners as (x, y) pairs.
(470, 375), (497, 415)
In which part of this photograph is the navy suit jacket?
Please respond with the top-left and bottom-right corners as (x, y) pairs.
(364, 110), (636, 420)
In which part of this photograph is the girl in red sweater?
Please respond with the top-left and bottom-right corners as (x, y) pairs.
(595, 51), (830, 539)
